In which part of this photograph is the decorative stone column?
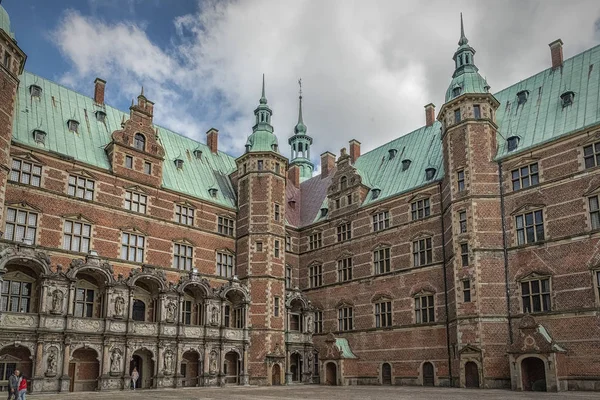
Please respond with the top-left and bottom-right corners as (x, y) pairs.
(123, 342), (131, 390)
(67, 281), (76, 316)
(241, 345), (249, 385)
(59, 341), (71, 392)
(40, 282), (49, 313)
(285, 348), (292, 384)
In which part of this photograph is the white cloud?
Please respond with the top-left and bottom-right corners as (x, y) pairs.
(52, 0), (600, 166)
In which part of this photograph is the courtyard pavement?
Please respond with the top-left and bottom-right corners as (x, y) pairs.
(27, 385), (600, 400)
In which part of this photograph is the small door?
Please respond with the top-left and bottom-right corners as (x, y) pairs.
(68, 363), (76, 392)
(382, 363), (392, 385)
(325, 362), (337, 385)
(465, 362), (480, 388)
(422, 362), (434, 386)
(272, 364), (281, 386)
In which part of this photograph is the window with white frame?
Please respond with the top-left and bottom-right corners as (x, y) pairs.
(173, 243), (193, 270)
(5, 207), (37, 244)
(511, 163), (539, 191)
(411, 198), (430, 220)
(460, 243), (469, 267)
(314, 310), (323, 333)
(589, 195), (600, 230)
(274, 297), (280, 317)
(125, 190), (147, 214)
(412, 237), (432, 266)
(285, 266), (292, 289)
(459, 210), (467, 233)
(218, 216), (234, 236)
(595, 271), (600, 304)
(374, 247), (391, 274)
(415, 294), (435, 323)
(373, 211), (390, 232)
(121, 232), (145, 262)
(1, 279), (32, 313)
(74, 286), (96, 318)
(337, 222), (352, 242)
(521, 277), (551, 313)
(274, 240), (281, 258)
(309, 264), (323, 288)
(375, 301), (392, 328)
(10, 159), (42, 187)
(337, 257), (353, 282)
(274, 204), (280, 221)
(309, 232), (322, 250)
(68, 175), (95, 200)
(462, 280), (471, 302)
(176, 204), (195, 226)
(63, 220), (91, 253)
(286, 235), (292, 252)
(515, 210), (545, 245)
(338, 306), (353, 331)
(457, 170), (465, 192)
(583, 142), (600, 169)
(217, 252), (234, 278)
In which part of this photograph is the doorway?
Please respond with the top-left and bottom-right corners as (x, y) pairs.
(465, 362), (480, 388)
(181, 350), (200, 387)
(382, 363), (392, 385)
(325, 362), (337, 385)
(290, 353), (302, 382)
(521, 357), (546, 391)
(272, 363), (281, 385)
(69, 348), (99, 392)
(422, 362), (434, 386)
(224, 351), (240, 384)
(130, 349), (154, 389)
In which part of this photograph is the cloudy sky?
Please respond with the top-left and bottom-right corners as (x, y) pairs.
(6, 0), (600, 171)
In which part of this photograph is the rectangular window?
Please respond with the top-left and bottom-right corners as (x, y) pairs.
(337, 257), (353, 282)
(461, 243), (469, 267)
(415, 294), (435, 324)
(515, 210), (545, 245)
(10, 159), (42, 187)
(5, 208), (37, 244)
(285, 266), (292, 289)
(176, 204), (195, 226)
(274, 204), (280, 221)
(121, 232), (145, 262)
(596, 271), (600, 304)
(338, 307), (353, 331)
(372, 211), (390, 232)
(335, 199), (340, 210)
(314, 310), (323, 334)
(173, 243), (193, 271)
(521, 278), (551, 313)
(68, 175), (95, 200)
(457, 170), (465, 192)
(309, 264), (323, 288)
(337, 223), (352, 242)
(274, 297), (280, 317)
(411, 199), (430, 220)
(590, 196), (600, 230)
(256, 242), (263, 252)
(347, 194), (352, 205)
(218, 216), (234, 236)
(224, 305), (231, 327)
(274, 240), (280, 258)
(286, 236), (292, 252)
(511, 163), (539, 191)
(309, 232), (322, 250)
(584, 142), (600, 169)
(3, 51), (11, 69)
(290, 313), (301, 331)
(454, 109), (461, 123)
(257, 160), (264, 171)
(125, 191), (147, 214)
(459, 210), (467, 233)
(74, 288), (95, 318)
(1, 280), (32, 313)
(374, 247), (391, 274)
(63, 220), (91, 253)
(413, 237), (432, 266)
(181, 300), (192, 325)
(233, 307), (245, 328)
(217, 252), (234, 278)
(473, 105), (481, 119)
(125, 155), (133, 169)
(375, 301), (392, 328)
(144, 162), (152, 175)
(275, 163), (280, 174)
(462, 280), (471, 302)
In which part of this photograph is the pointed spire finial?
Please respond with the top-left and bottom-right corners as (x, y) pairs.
(458, 12), (469, 46)
(259, 74), (267, 104)
(294, 78), (307, 134)
(141, 86), (144, 96)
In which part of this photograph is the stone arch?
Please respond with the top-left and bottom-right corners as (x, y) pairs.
(219, 280), (250, 304)
(70, 347), (100, 392)
(0, 344), (33, 381)
(419, 360), (436, 386)
(126, 265), (167, 291)
(177, 276), (212, 298)
(285, 291), (310, 309)
(66, 258), (115, 285)
(0, 245), (51, 274)
(324, 361), (338, 385)
(515, 354), (549, 392)
(381, 362), (393, 385)
(70, 344), (102, 362)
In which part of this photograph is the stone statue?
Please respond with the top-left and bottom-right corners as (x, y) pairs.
(110, 350), (121, 374)
(51, 290), (64, 314)
(114, 296), (125, 318)
(307, 315), (314, 333)
(166, 301), (176, 323)
(164, 350), (174, 374)
(209, 351), (218, 374)
(46, 348), (58, 376)
(210, 306), (219, 325)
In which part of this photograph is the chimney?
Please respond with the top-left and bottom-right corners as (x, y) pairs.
(549, 39), (563, 70)
(206, 128), (219, 153)
(94, 78), (106, 104)
(288, 164), (300, 188)
(424, 103), (435, 127)
(349, 139), (361, 164)
(320, 151), (336, 178)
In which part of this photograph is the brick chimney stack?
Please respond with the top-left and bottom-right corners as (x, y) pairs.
(349, 139), (361, 164)
(94, 78), (106, 104)
(549, 39), (564, 70)
(206, 128), (219, 153)
(288, 164), (300, 188)
(425, 103), (435, 127)
(321, 151), (336, 178)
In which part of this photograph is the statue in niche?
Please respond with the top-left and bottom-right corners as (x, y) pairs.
(114, 296), (125, 318)
(165, 301), (177, 323)
(46, 347), (58, 376)
(110, 349), (122, 375)
(51, 290), (64, 314)
(209, 351), (218, 375)
(164, 350), (174, 374)
(307, 315), (314, 333)
(210, 306), (219, 326)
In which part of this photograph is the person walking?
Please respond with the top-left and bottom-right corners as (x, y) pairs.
(17, 375), (27, 400)
(131, 367), (139, 390)
(7, 369), (19, 400)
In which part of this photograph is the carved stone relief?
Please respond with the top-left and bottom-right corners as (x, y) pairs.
(45, 346), (58, 377)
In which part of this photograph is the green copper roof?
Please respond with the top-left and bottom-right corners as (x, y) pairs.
(335, 338), (358, 359)
(246, 75), (279, 153)
(245, 129), (279, 152)
(445, 72), (489, 102)
(13, 71), (237, 208)
(0, 3), (14, 39)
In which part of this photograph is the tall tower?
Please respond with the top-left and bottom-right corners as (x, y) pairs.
(288, 80), (314, 181)
(236, 76), (288, 385)
(438, 14), (505, 388)
(0, 3), (26, 238)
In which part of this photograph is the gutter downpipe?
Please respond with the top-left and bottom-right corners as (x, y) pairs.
(438, 181), (453, 386)
(498, 160), (513, 344)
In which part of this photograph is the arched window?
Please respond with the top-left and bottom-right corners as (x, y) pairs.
(132, 299), (146, 321)
(134, 133), (146, 151)
(340, 176), (348, 191)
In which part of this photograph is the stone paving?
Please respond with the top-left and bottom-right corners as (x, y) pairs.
(27, 385), (600, 400)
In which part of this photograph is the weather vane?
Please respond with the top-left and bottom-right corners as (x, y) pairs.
(298, 78), (302, 97)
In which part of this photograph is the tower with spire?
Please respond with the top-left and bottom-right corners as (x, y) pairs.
(245, 74), (280, 153)
(288, 79), (314, 181)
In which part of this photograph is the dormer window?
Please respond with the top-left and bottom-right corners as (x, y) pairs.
(517, 90), (529, 105)
(208, 188), (218, 198)
(507, 136), (520, 152)
(561, 91), (574, 107)
(29, 85), (42, 98)
(320, 208), (328, 218)
(371, 188), (381, 199)
(402, 159), (411, 171)
(271, 144), (278, 152)
(193, 149), (202, 160)
(134, 133), (146, 151)
(452, 87), (461, 98)
(425, 168), (436, 181)
(67, 119), (79, 133)
(33, 129), (46, 144)
(174, 159), (184, 169)
(388, 149), (398, 160)
(95, 110), (106, 122)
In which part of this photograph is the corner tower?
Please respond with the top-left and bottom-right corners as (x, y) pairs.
(438, 14), (506, 389)
(0, 2), (26, 238)
(288, 81), (314, 181)
(235, 76), (289, 385)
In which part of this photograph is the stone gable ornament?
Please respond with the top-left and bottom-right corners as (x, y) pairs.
(114, 296), (125, 318)
(50, 289), (64, 314)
